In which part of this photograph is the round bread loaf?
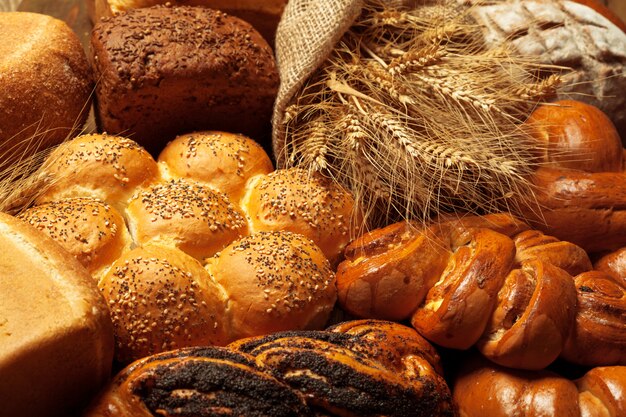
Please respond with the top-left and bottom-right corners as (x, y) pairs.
(36, 133), (160, 211)
(126, 179), (249, 260)
(0, 212), (113, 417)
(205, 231), (336, 342)
(98, 244), (230, 363)
(158, 131), (274, 203)
(0, 12), (92, 170)
(90, 5), (279, 153)
(18, 198), (131, 277)
(87, 0), (288, 45)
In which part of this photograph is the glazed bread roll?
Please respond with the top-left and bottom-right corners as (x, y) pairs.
(85, 321), (454, 417)
(35, 133), (160, 212)
(0, 12), (92, 169)
(453, 355), (626, 417)
(91, 5), (279, 153)
(87, 0), (288, 44)
(0, 212), (113, 417)
(126, 179), (249, 260)
(337, 213), (591, 370)
(521, 100), (626, 253)
(98, 244), (230, 363)
(205, 231), (336, 342)
(158, 131), (274, 203)
(18, 198), (131, 277)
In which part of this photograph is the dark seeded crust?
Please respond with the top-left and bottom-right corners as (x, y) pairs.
(91, 5), (279, 153)
(86, 346), (311, 417)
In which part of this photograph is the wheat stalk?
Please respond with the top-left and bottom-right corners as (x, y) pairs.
(281, 0), (563, 228)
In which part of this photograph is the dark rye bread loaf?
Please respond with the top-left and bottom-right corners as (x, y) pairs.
(90, 5), (279, 154)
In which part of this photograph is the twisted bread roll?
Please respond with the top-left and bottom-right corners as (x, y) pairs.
(521, 100), (626, 253)
(26, 131), (353, 363)
(85, 320), (453, 417)
(337, 213), (594, 370)
(453, 355), (626, 417)
(84, 346), (310, 417)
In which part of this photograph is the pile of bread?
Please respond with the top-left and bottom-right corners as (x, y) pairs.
(1, 1), (625, 416)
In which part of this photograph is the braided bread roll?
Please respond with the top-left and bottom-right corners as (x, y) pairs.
(453, 355), (626, 417)
(23, 131), (353, 363)
(337, 213), (605, 370)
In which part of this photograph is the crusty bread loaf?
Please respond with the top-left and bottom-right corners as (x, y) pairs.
(87, 0), (287, 45)
(90, 5), (279, 154)
(0, 212), (114, 417)
(0, 12), (92, 170)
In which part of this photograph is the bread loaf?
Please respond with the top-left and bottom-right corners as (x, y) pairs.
(90, 5), (279, 153)
(85, 320), (454, 417)
(26, 131), (355, 363)
(87, 0), (287, 46)
(0, 12), (92, 170)
(0, 212), (113, 417)
(336, 213), (626, 370)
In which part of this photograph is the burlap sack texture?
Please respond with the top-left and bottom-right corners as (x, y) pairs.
(272, 0), (626, 162)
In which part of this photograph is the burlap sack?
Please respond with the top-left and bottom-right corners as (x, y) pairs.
(271, 0), (363, 162)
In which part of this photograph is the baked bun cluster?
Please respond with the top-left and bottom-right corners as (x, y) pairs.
(453, 355), (626, 417)
(19, 130), (355, 363)
(0, 11), (92, 169)
(521, 100), (626, 253)
(90, 5), (279, 154)
(84, 320), (455, 417)
(336, 212), (626, 370)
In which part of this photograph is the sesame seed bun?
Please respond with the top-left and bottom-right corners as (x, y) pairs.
(158, 131), (274, 204)
(126, 179), (249, 260)
(243, 168), (355, 265)
(37, 133), (160, 212)
(98, 244), (229, 363)
(205, 231), (337, 342)
(18, 197), (132, 278)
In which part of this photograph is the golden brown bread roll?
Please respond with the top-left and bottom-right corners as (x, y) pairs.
(205, 231), (337, 342)
(87, 0), (288, 45)
(36, 133), (160, 212)
(521, 100), (626, 253)
(126, 179), (249, 260)
(0, 12), (92, 170)
(158, 131), (274, 203)
(337, 213), (594, 370)
(0, 212), (113, 417)
(453, 355), (626, 417)
(18, 198), (131, 277)
(98, 244), (230, 363)
(596, 247), (626, 287)
(561, 270), (626, 367)
(244, 168), (356, 265)
(90, 5), (279, 153)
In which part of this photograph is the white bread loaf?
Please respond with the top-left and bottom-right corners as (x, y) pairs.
(0, 212), (114, 417)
